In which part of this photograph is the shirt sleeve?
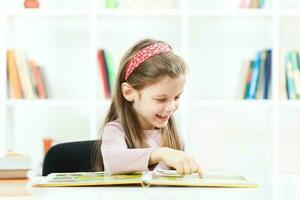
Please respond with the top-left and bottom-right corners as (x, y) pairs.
(101, 122), (157, 174)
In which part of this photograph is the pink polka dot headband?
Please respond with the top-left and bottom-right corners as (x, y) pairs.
(125, 42), (172, 80)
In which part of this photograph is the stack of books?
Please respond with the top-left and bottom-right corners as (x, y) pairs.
(7, 49), (48, 99)
(243, 49), (272, 100)
(0, 152), (31, 179)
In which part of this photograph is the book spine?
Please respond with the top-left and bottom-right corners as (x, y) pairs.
(7, 50), (23, 98)
(285, 53), (296, 100)
(263, 49), (272, 99)
(243, 60), (253, 99)
(28, 60), (39, 98)
(14, 49), (36, 99)
(247, 52), (261, 99)
(101, 49), (112, 97)
(259, 0), (265, 8)
(97, 50), (110, 99)
(290, 51), (300, 99)
(31, 60), (47, 98)
(250, 0), (259, 8)
(256, 50), (266, 99)
(239, 0), (251, 8)
(103, 50), (116, 96)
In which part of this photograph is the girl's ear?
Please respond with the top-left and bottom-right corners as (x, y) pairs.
(121, 82), (136, 102)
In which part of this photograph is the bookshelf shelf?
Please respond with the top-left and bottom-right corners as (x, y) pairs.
(188, 9), (274, 17)
(278, 9), (300, 16)
(278, 101), (300, 107)
(6, 8), (300, 18)
(11, 8), (300, 17)
(187, 100), (274, 108)
(96, 9), (181, 17)
(5, 99), (91, 107)
(5, 9), (183, 17)
(1, 0), (300, 176)
(5, 9), (91, 17)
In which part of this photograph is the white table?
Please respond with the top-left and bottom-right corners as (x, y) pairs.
(1, 175), (299, 200)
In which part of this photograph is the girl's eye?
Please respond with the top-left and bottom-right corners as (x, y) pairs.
(155, 98), (167, 102)
(155, 96), (181, 102)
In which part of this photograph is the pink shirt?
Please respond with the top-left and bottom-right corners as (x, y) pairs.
(101, 120), (182, 174)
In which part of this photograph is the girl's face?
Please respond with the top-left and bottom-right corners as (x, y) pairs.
(133, 75), (186, 130)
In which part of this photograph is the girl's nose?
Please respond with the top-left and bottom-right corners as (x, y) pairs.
(165, 100), (177, 112)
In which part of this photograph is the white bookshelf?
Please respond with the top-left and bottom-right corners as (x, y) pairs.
(0, 0), (299, 175)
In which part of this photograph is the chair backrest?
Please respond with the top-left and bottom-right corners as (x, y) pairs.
(42, 140), (103, 176)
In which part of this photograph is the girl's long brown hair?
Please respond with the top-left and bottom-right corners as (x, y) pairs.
(92, 39), (187, 171)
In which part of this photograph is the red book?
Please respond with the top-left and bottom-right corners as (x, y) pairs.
(30, 60), (47, 98)
(97, 50), (110, 99)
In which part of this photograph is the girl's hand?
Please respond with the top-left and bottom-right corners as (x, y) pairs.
(150, 147), (203, 177)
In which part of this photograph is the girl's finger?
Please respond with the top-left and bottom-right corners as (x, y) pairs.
(188, 159), (199, 174)
(182, 160), (191, 175)
(176, 163), (184, 175)
(197, 166), (204, 178)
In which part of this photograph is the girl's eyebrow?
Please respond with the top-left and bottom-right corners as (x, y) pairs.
(154, 91), (183, 97)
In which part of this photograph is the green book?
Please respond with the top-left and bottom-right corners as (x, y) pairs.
(290, 51), (300, 99)
(244, 60), (253, 99)
(105, 0), (118, 9)
(33, 170), (258, 188)
(103, 50), (116, 96)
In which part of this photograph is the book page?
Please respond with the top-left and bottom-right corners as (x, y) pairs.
(33, 172), (143, 187)
(148, 170), (258, 188)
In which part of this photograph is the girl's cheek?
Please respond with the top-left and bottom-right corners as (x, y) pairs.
(156, 103), (166, 112)
(175, 102), (180, 109)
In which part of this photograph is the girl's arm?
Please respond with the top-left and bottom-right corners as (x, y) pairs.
(101, 122), (157, 174)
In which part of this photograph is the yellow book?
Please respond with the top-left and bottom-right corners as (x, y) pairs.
(250, 0), (259, 8)
(33, 170), (258, 188)
(7, 50), (23, 98)
(14, 49), (36, 99)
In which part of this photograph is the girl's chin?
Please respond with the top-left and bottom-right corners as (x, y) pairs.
(152, 120), (169, 128)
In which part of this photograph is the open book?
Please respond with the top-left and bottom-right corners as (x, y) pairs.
(33, 170), (258, 188)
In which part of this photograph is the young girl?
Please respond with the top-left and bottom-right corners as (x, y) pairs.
(92, 39), (203, 176)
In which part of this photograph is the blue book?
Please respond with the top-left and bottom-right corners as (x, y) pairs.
(259, 0), (265, 8)
(247, 52), (261, 99)
(285, 53), (296, 99)
(263, 49), (272, 99)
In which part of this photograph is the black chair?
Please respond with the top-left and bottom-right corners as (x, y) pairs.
(42, 140), (103, 176)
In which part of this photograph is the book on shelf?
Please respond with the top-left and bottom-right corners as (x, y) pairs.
(14, 49), (36, 99)
(243, 49), (272, 100)
(0, 152), (31, 179)
(97, 49), (116, 99)
(7, 50), (23, 99)
(33, 170), (258, 188)
(237, 60), (250, 99)
(6, 49), (48, 99)
(105, 0), (119, 8)
(240, 0), (269, 9)
(30, 60), (47, 99)
(263, 49), (272, 99)
(284, 51), (300, 100)
(255, 51), (266, 99)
